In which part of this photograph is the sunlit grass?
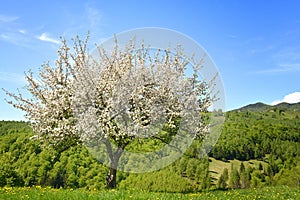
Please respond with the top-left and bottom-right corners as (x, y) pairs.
(209, 157), (267, 184)
(0, 186), (299, 200)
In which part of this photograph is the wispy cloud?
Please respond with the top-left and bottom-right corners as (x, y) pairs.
(0, 14), (19, 23)
(0, 71), (26, 84)
(0, 14), (33, 47)
(278, 63), (300, 71)
(59, 3), (103, 44)
(271, 92), (300, 105)
(254, 46), (300, 74)
(37, 32), (60, 44)
(85, 4), (102, 28)
(18, 29), (26, 34)
(227, 34), (237, 39)
(248, 45), (275, 55)
(255, 63), (300, 74)
(0, 32), (30, 47)
(274, 47), (300, 62)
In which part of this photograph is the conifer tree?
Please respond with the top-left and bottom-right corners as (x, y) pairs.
(229, 164), (240, 189)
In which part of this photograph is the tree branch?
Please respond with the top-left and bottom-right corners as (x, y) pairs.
(103, 138), (114, 162)
(151, 135), (182, 154)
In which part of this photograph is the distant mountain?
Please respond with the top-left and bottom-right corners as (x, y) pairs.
(275, 102), (300, 111)
(235, 102), (300, 112)
(236, 102), (269, 112)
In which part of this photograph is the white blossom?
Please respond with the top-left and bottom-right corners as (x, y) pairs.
(4, 35), (216, 178)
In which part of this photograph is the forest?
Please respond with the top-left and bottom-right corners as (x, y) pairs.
(0, 102), (299, 192)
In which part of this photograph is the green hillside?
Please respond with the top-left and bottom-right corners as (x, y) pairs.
(0, 102), (299, 192)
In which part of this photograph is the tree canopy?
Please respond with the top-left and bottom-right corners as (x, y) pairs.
(4, 35), (217, 188)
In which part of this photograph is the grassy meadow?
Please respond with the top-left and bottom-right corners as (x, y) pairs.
(0, 186), (299, 200)
(209, 157), (268, 184)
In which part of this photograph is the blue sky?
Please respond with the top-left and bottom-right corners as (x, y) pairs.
(1, 0), (300, 120)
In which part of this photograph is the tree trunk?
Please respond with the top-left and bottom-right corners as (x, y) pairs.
(104, 138), (125, 189)
(106, 167), (117, 189)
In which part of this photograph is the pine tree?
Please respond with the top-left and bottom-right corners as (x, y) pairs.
(217, 168), (229, 189)
(201, 170), (211, 190)
(217, 174), (226, 189)
(258, 162), (263, 171)
(239, 162), (249, 188)
(229, 164), (240, 189)
(240, 171), (250, 188)
(223, 168), (229, 181)
(240, 162), (245, 173)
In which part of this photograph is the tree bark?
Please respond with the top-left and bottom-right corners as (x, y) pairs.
(106, 167), (117, 189)
(104, 138), (124, 189)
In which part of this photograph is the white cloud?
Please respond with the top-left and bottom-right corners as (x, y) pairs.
(18, 29), (26, 34)
(37, 32), (60, 44)
(271, 92), (300, 105)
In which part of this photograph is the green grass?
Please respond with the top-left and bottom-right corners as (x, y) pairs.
(209, 157), (267, 184)
(0, 186), (299, 200)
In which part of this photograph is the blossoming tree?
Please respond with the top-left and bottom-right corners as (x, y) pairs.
(5, 35), (215, 188)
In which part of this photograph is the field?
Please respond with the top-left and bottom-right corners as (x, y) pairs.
(0, 186), (299, 200)
(209, 157), (268, 183)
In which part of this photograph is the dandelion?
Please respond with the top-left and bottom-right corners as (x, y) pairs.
(35, 185), (42, 189)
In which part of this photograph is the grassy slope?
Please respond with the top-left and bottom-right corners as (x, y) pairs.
(209, 157), (268, 184)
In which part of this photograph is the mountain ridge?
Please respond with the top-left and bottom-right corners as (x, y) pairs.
(235, 102), (300, 112)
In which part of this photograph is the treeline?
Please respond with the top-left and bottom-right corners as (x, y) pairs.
(0, 107), (299, 191)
